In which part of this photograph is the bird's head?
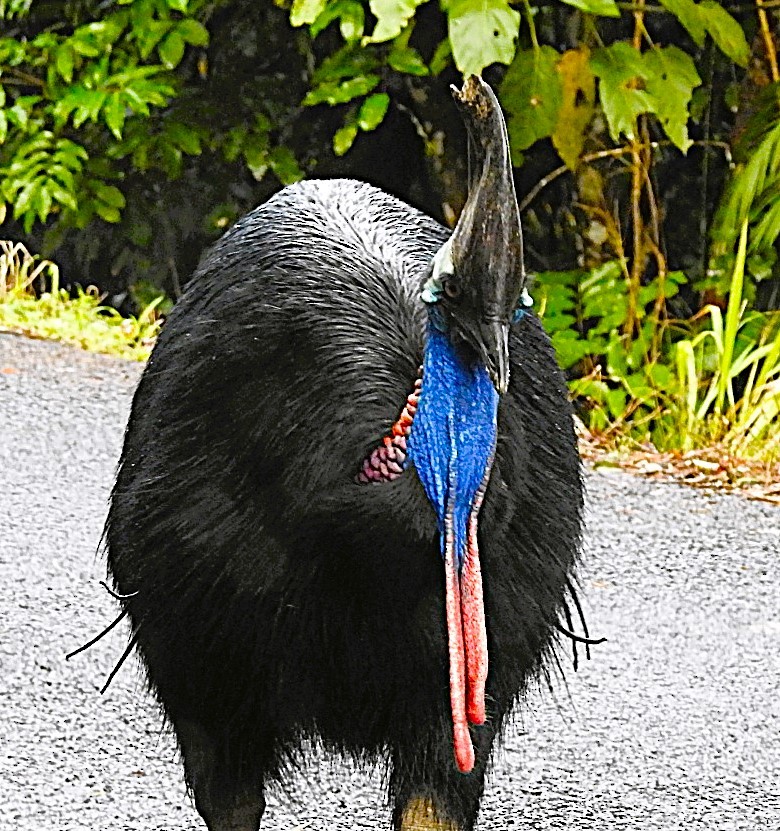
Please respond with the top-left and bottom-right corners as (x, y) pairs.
(421, 76), (530, 394)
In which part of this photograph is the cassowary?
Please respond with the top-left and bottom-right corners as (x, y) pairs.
(105, 77), (584, 831)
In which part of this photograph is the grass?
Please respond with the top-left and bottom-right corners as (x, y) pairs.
(575, 223), (780, 469)
(0, 240), (162, 361)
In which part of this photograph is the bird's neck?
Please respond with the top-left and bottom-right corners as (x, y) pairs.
(407, 322), (499, 566)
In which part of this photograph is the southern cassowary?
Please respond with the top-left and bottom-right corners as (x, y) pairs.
(104, 77), (585, 831)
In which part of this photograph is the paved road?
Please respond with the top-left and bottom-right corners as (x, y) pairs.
(1, 331), (779, 831)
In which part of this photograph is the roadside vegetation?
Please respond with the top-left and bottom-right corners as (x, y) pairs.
(0, 0), (778, 487)
(0, 240), (161, 360)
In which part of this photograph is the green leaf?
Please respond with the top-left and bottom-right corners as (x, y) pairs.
(698, 0), (750, 67)
(311, 0), (364, 41)
(357, 92), (390, 130)
(159, 31), (185, 68)
(429, 38), (452, 75)
(176, 19), (209, 46)
(591, 42), (654, 142)
(135, 19), (172, 59)
(364, 0), (428, 43)
(268, 146), (304, 184)
(447, 0), (520, 78)
(166, 121), (202, 155)
(333, 122), (358, 155)
(166, 0), (188, 11)
(303, 74), (380, 105)
(657, 0), (706, 45)
(388, 45), (429, 75)
(70, 89), (108, 128)
(0, 111), (6, 145)
(643, 45), (701, 152)
(501, 46), (563, 154)
(290, 0), (327, 26)
(104, 93), (125, 139)
(558, 0), (620, 18)
(55, 44), (75, 83)
(48, 181), (77, 211)
(93, 182), (126, 208)
(94, 201), (121, 222)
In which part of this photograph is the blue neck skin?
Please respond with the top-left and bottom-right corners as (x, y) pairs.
(406, 314), (499, 569)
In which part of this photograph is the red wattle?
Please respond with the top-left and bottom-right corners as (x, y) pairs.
(462, 512), (487, 725)
(444, 508), (474, 774)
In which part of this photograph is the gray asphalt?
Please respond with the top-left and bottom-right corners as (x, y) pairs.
(1, 331), (779, 831)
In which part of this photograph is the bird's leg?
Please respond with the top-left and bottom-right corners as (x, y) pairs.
(389, 724), (494, 831)
(175, 719), (267, 831)
(399, 796), (459, 831)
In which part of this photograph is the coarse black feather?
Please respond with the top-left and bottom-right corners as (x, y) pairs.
(105, 178), (583, 831)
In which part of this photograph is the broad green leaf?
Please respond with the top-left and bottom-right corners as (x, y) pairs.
(447, 0), (520, 78)
(501, 46), (562, 154)
(698, 0), (750, 67)
(365, 0), (427, 43)
(0, 110), (6, 144)
(591, 43), (654, 142)
(92, 181), (126, 208)
(644, 45), (701, 152)
(166, 0), (188, 11)
(657, 0), (706, 45)
(290, 0), (327, 26)
(159, 31), (185, 68)
(94, 201), (121, 222)
(559, 0), (620, 18)
(552, 47), (595, 169)
(357, 92), (390, 130)
(176, 19), (209, 46)
(333, 122), (358, 155)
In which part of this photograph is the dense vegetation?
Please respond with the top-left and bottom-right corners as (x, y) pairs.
(1, 0), (779, 458)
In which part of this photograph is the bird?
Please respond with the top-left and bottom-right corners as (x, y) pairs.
(103, 76), (586, 831)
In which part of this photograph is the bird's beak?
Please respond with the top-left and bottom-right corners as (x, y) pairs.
(479, 320), (510, 394)
(454, 316), (510, 394)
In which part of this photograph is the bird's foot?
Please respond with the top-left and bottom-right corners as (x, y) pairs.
(400, 797), (459, 831)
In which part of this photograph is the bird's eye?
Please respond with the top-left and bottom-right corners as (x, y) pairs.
(442, 277), (461, 300)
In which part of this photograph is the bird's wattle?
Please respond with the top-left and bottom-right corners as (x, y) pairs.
(406, 322), (499, 775)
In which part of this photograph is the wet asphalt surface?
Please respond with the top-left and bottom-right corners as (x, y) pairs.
(1, 331), (779, 831)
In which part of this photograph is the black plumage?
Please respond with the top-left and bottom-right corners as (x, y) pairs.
(105, 81), (583, 831)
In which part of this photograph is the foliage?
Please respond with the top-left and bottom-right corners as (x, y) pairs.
(538, 224), (780, 461)
(1, 0), (779, 457)
(709, 83), (780, 297)
(0, 1), (209, 234)
(672, 223), (780, 456)
(0, 240), (162, 359)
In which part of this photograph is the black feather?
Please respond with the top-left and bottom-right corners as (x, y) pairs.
(105, 178), (584, 831)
